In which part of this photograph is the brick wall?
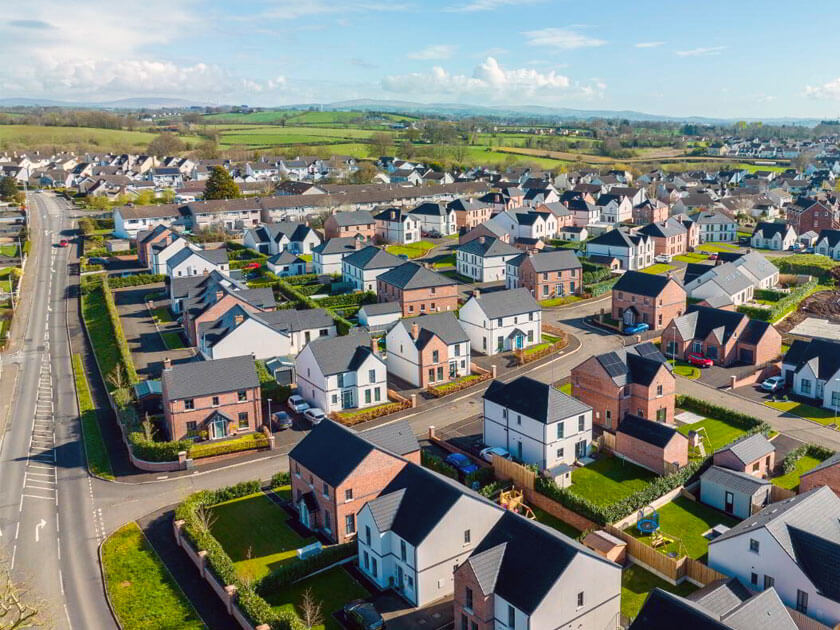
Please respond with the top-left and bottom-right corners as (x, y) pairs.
(712, 449), (775, 477)
(418, 335), (450, 387)
(163, 385), (262, 441)
(571, 357), (623, 430)
(520, 259), (582, 299)
(453, 562), (495, 630)
(800, 464), (840, 496)
(615, 432), (687, 475)
(400, 285), (459, 317)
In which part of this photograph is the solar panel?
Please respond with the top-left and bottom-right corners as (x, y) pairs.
(598, 352), (628, 378)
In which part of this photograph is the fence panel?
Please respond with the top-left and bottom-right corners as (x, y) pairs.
(492, 457), (536, 490)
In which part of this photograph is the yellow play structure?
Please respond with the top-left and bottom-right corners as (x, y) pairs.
(499, 487), (536, 519)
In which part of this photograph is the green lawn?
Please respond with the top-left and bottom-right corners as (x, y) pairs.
(80, 283), (121, 385)
(210, 493), (315, 582)
(640, 264), (675, 275)
(102, 523), (205, 630)
(621, 564), (698, 621)
(668, 360), (700, 380)
(772, 455), (822, 490)
(673, 252), (710, 263)
(626, 496), (738, 560)
(539, 295), (583, 307)
(0, 244), (19, 257)
(569, 456), (657, 506)
(431, 254), (455, 268)
(0, 124), (163, 150)
(151, 307), (174, 324)
(765, 400), (838, 426)
(385, 240), (435, 259)
(677, 416), (747, 453)
(532, 506), (581, 539)
(262, 566), (369, 630)
(161, 331), (186, 350)
(696, 242), (740, 253)
(71, 354), (113, 479)
(299, 254), (313, 262)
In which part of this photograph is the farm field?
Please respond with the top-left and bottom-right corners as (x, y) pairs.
(0, 124), (163, 149)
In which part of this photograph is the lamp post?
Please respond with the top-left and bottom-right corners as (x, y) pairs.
(267, 398), (272, 429)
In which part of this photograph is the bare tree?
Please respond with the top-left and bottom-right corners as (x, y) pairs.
(106, 364), (127, 391)
(193, 505), (217, 537)
(298, 588), (324, 630)
(0, 558), (48, 629)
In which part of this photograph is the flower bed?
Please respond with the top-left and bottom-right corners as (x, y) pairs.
(331, 397), (410, 426)
(427, 372), (492, 398)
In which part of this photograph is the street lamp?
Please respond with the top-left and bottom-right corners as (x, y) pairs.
(267, 398), (273, 430)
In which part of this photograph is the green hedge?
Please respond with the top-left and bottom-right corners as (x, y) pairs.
(100, 276), (139, 384)
(772, 255), (840, 284)
(585, 276), (619, 296)
(781, 443), (835, 474)
(581, 260), (611, 285)
(257, 542), (355, 593)
(285, 273), (319, 285)
(256, 360), (292, 403)
(188, 433), (269, 459)
(754, 288), (785, 302)
(675, 395), (771, 434)
(313, 291), (377, 308)
(108, 274), (166, 288)
(129, 432), (192, 462)
(737, 279), (818, 322)
(271, 471), (291, 488)
(421, 451), (458, 479)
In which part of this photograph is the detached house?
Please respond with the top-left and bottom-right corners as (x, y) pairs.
(586, 229), (654, 271)
(637, 218), (689, 258)
(409, 202), (457, 236)
(313, 236), (365, 275)
(288, 419), (420, 544)
(632, 199), (669, 225)
(342, 246), (403, 292)
(663, 305), (781, 366)
(782, 338), (840, 412)
(455, 236), (521, 282)
(161, 355), (262, 441)
(448, 198), (492, 230)
(482, 376), (592, 469)
(458, 288), (541, 356)
(694, 211), (737, 243)
(786, 198), (839, 235)
(507, 249), (582, 300)
(166, 247), (230, 278)
(751, 222), (797, 250)
(295, 333), (387, 413)
(266, 251), (307, 277)
(571, 342), (675, 430)
(385, 312), (470, 388)
(243, 222), (321, 255)
(324, 211), (376, 240)
(814, 229), (840, 260)
(373, 208), (421, 245)
(708, 486), (840, 627)
(377, 262), (458, 316)
(612, 271), (686, 330)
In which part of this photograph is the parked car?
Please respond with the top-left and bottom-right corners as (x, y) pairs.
(686, 352), (714, 368)
(760, 375), (785, 392)
(271, 411), (292, 430)
(243, 262), (261, 270)
(708, 252), (719, 261)
(343, 600), (384, 630)
(623, 322), (649, 335)
(287, 394), (310, 414)
(445, 452), (479, 475)
(58, 239), (69, 247)
(87, 257), (108, 265)
(479, 446), (511, 463)
(303, 407), (326, 425)
(654, 254), (672, 263)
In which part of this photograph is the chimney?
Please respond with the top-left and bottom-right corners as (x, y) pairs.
(163, 356), (172, 370)
(354, 237), (363, 250)
(473, 288), (480, 298)
(410, 322), (419, 340)
(479, 236), (486, 244)
(370, 337), (378, 356)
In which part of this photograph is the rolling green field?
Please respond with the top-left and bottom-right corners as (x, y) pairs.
(0, 124), (162, 149)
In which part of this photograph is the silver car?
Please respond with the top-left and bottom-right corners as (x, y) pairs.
(287, 394), (310, 414)
(303, 407), (327, 425)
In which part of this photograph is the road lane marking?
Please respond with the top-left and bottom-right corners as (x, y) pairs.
(34, 518), (46, 543)
(21, 494), (53, 501)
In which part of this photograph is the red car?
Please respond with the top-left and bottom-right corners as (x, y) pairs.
(243, 262), (261, 270)
(58, 239), (69, 247)
(686, 352), (713, 368)
(707, 252), (718, 261)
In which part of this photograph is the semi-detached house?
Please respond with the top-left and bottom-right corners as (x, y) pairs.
(342, 246), (403, 292)
(455, 236), (521, 283)
(377, 262), (458, 317)
(385, 312), (470, 388)
(586, 228), (654, 271)
(373, 207), (421, 245)
(507, 249), (582, 300)
(815, 229), (840, 260)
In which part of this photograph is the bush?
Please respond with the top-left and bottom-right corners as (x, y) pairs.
(754, 288), (785, 302)
(128, 432), (191, 462)
(188, 433), (269, 459)
(255, 360), (292, 403)
(581, 260), (611, 284)
(675, 395), (771, 434)
(772, 255), (840, 284)
(737, 279), (818, 322)
(465, 467), (495, 488)
(108, 273), (166, 288)
(100, 276), (139, 384)
(421, 451), (458, 479)
(781, 443), (835, 474)
(285, 273), (319, 285)
(332, 401), (408, 425)
(585, 276), (619, 296)
(479, 480), (507, 498)
(313, 291), (377, 308)
(271, 471), (291, 488)
(257, 542), (355, 593)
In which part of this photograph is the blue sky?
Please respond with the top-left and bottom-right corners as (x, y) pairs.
(4, 0), (840, 119)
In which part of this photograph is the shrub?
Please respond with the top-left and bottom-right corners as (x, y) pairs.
(585, 276), (619, 296)
(781, 443), (835, 474)
(188, 433), (269, 459)
(100, 276), (139, 384)
(255, 360), (292, 403)
(271, 471), (291, 488)
(737, 279), (818, 322)
(128, 432), (191, 462)
(331, 401), (408, 425)
(772, 255), (840, 284)
(257, 542), (355, 593)
(480, 480), (507, 498)
(421, 451), (458, 479)
(313, 291), (377, 308)
(465, 467), (495, 488)
(675, 395), (771, 434)
(108, 273), (166, 288)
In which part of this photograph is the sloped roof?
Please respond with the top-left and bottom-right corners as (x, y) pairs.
(359, 419), (419, 456)
(162, 355), (258, 400)
(783, 338), (840, 380)
(617, 414), (683, 448)
(306, 333), (377, 375)
(716, 433), (775, 465)
(399, 312), (468, 347)
(313, 237), (362, 256)
(343, 245), (403, 270)
(527, 249), (581, 272)
(752, 222), (791, 240)
(457, 236), (520, 258)
(591, 342), (672, 387)
(613, 270), (680, 298)
(329, 211), (375, 226)
(672, 305), (747, 343)
(482, 376), (591, 424)
(701, 465), (770, 496)
(377, 262), (455, 290)
(468, 287), (540, 319)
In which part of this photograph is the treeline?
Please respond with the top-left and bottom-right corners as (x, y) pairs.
(0, 109), (141, 130)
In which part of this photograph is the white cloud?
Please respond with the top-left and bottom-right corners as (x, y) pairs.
(805, 79), (840, 100)
(635, 41), (665, 48)
(523, 27), (606, 50)
(407, 45), (456, 60)
(447, 0), (542, 12)
(380, 57), (602, 103)
(675, 46), (726, 57)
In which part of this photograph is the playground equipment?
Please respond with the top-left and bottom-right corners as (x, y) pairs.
(688, 427), (709, 458)
(636, 506), (660, 535)
(500, 487), (536, 519)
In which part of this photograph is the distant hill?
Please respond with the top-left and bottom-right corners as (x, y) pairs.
(0, 97), (209, 109)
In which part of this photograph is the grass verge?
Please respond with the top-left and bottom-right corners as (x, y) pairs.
(71, 354), (113, 479)
(102, 522), (205, 630)
(668, 359), (700, 380)
(765, 400), (838, 426)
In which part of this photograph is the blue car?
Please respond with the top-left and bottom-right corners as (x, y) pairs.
(445, 452), (479, 475)
(623, 322), (649, 335)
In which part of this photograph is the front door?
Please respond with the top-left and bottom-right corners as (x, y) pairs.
(449, 361), (457, 379)
(210, 416), (226, 440)
(724, 491), (734, 515)
(575, 440), (587, 460)
(298, 501), (310, 528)
(397, 565), (404, 590)
(623, 309), (635, 325)
(515, 334), (524, 349)
(341, 389), (354, 409)
(516, 441), (523, 460)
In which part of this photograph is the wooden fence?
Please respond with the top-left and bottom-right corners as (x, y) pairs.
(771, 484), (797, 502)
(492, 455), (536, 490)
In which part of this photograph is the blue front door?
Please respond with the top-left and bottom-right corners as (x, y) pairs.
(515, 334), (524, 349)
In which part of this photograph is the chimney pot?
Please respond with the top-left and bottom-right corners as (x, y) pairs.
(370, 337), (378, 356)
(163, 356), (172, 370)
(479, 236), (485, 244)
(410, 322), (419, 340)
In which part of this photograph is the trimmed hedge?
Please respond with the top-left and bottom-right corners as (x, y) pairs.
(285, 273), (319, 285)
(675, 395), (771, 435)
(585, 276), (619, 296)
(108, 273), (166, 288)
(129, 431), (191, 462)
(257, 542), (355, 593)
(313, 291), (377, 308)
(274, 278), (354, 335)
(581, 260), (611, 285)
(781, 443), (835, 474)
(98, 276), (139, 384)
(188, 433), (269, 459)
(256, 360), (292, 403)
(421, 451), (458, 479)
(737, 279), (818, 322)
(754, 288), (785, 302)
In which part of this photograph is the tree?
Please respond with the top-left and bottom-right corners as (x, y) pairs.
(194, 140), (219, 160)
(147, 132), (185, 157)
(0, 556), (47, 629)
(298, 588), (324, 630)
(349, 162), (378, 184)
(204, 166), (241, 200)
(160, 188), (176, 204)
(370, 132), (393, 158)
(0, 177), (17, 201)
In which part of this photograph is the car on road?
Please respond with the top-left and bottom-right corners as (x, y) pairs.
(287, 394), (310, 414)
(271, 411), (293, 430)
(623, 322), (649, 335)
(445, 452), (479, 475)
(760, 375), (785, 392)
(686, 352), (714, 368)
(479, 446), (511, 462)
(343, 600), (385, 630)
(303, 407), (327, 425)
(58, 239), (69, 247)
(707, 252), (719, 261)
(397, 254), (409, 261)
(654, 254), (672, 263)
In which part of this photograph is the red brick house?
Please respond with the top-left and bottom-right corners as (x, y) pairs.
(160, 355), (262, 441)
(513, 249), (582, 299)
(632, 199), (669, 225)
(288, 419), (420, 544)
(377, 262), (458, 316)
(786, 198), (839, 235)
(713, 434), (775, 478)
(614, 414), (688, 475)
(662, 305), (781, 366)
(181, 278), (276, 346)
(637, 218), (688, 257)
(799, 454), (840, 496)
(448, 198), (492, 230)
(324, 211), (377, 240)
(612, 271), (686, 330)
(136, 224), (177, 268)
(571, 342), (676, 430)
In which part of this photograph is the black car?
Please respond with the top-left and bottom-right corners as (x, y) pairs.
(343, 600), (384, 630)
(272, 411), (293, 430)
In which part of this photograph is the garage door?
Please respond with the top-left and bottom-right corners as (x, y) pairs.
(739, 348), (754, 364)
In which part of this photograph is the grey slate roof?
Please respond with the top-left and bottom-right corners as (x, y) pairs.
(162, 355), (258, 400)
(469, 287), (540, 319)
(306, 333), (377, 376)
(313, 237), (362, 256)
(672, 305), (747, 343)
(377, 262), (455, 290)
(588, 228), (648, 249)
(343, 245), (403, 270)
(483, 376), (591, 424)
(716, 433), (774, 466)
(617, 414), (683, 448)
(527, 249), (582, 272)
(784, 338), (840, 380)
(400, 312), (469, 347)
(267, 250), (305, 266)
(466, 543), (507, 595)
(701, 465), (770, 496)
(330, 211), (375, 226)
(638, 217), (687, 238)
(360, 420), (420, 456)
(613, 270), (679, 298)
(752, 221), (790, 240)
(359, 302), (402, 316)
(456, 236), (520, 258)
(689, 577), (753, 617)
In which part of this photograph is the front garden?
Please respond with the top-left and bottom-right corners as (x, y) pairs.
(765, 399), (838, 426)
(385, 240), (435, 259)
